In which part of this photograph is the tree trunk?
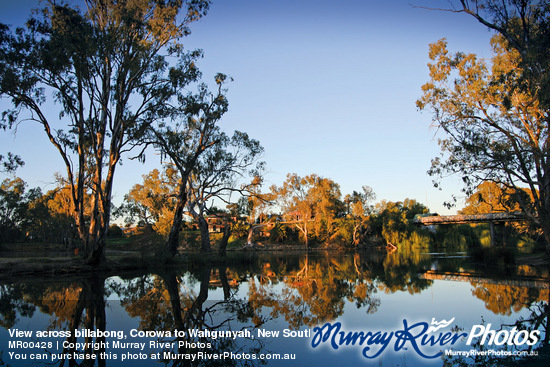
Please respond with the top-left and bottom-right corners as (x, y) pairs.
(541, 219), (550, 256)
(86, 237), (106, 266)
(85, 174), (116, 266)
(183, 265), (211, 327)
(299, 221), (309, 250)
(167, 183), (188, 256)
(218, 224), (231, 257)
(353, 222), (360, 246)
(90, 276), (107, 366)
(64, 285), (87, 367)
(162, 271), (185, 331)
(198, 215), (211, 253)
(247, 223), (255, 246)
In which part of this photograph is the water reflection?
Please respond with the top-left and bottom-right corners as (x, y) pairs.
(0, 250), (548, 366)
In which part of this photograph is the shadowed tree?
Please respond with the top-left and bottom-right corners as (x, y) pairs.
(147, 75), (230, 256)
(0, 0), (211, 265)
(0, 177), (43, 242)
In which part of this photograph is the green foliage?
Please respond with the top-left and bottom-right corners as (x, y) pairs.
(269, 222), (288, 243)
(370, 199), (429, 247)
(231, 221), (249, 239)
(0, 178), (30, 242)
(516, 235), (537, 251)
(107, 224), (124, 238)
(330, 218), (355, 246)
(435, 225), (480, 252)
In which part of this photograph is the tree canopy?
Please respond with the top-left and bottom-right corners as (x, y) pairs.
(449, 1), (550, 107)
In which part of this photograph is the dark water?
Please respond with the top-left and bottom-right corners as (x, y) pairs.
(0, 250), (548, 366)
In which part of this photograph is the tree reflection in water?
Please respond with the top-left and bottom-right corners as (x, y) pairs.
(0, 250), (548, 366)
(114, 265), (266, 367)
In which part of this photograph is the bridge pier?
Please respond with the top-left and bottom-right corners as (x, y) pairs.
(501, 223), (507, 247)
(490, 222), (495, 247)
(489, 222), (506, 247)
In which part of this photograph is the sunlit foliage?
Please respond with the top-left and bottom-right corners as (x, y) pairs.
(418, 33), (550, 252)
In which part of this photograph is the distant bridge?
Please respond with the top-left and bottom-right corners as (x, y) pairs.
(413, 212), (529, 246)
(420, 270), (549, 289)
(413, 212), (527, 226)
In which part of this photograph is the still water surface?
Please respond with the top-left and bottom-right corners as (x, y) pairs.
(0, 250), (548, 366)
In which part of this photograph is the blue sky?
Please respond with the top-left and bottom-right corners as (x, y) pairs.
(0, 0), (496, 214)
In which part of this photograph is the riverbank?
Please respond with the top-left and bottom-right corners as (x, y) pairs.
(1, 240), (548, 280)
(0, 240), (312, 279)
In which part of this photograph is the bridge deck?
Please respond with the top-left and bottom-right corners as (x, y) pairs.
(420, 270), (549, 289)
(414, 212), (526, 225)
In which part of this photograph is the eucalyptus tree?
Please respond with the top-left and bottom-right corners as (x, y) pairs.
(185, 130), (265, 254)
(418, 1), (550, 252)
(239, 175), (273, 248)
(272, 174), (342, 248)
(149, 75), (231, 256)
(0, 0), (210, 265)
(344, 186), (376, 246)
(118, 167), (179, 233)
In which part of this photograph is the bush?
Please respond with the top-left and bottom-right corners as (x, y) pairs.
(269, 222), (288, 243)
(107, 224), (124, 238)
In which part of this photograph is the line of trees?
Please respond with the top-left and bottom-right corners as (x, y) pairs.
(117, 169), (433, 250)
(1, 168), (544, 256)
(0, 176), (79, 244)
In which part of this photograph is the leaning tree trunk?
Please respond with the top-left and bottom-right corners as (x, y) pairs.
(161, 270), (186, 331)
(166, 183), (188, 256)
(198, 215), (211, 253)
(218, 224), (231, 257)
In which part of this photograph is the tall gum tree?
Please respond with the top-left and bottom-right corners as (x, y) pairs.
(0, 0), (211, 265)
(417, 36), (550, 253)
(185, 130), (265, 254)
(149, 75), (230, 256)
(272, 173), (342, 249)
